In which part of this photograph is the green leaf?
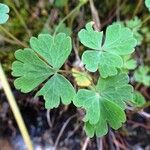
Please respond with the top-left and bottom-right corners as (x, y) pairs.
(0, 3), (9, 24)
(73, 89), (100, 124)
(125, 16), (142, 30)
(30, 33), (72, 69)
(131, 91), (146, 107)
(121, 55), (137, 72)
(145, 0), (150, 11)
(55, 23), (71, 36)
(12, 49), (54, 93)
(54, 0), (68, 7)
(134, 66), (150, 86)
(73, 73), (133, 137)
(12, 33), (75, 109)
(85, 99), (126, 137)
(97, 73), (133, 108)
(79, 22), (103, 50)
(125, 17), (143, 45)
(36, 74), (75, 109)
(79, 22), (137, 78)
(141, 27), (150, 42)
(103, 23), (136, 55)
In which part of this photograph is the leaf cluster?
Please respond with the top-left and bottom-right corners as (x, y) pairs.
(12, 33), (75, 109)
(12, 21), (138, 137)
(134, 66), (150, 87)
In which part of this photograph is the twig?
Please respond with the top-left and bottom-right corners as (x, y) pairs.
(108, 130), (115, 150)
(53, 114), (76, 150)
(0, 63), (33, 150)
(139, 111), (150, 118)
(142, 16), (150, 25)
(101, 0), (127, 28)
(81, 137), (90, 150)
(53, 0), (89, 36)
(133, 0), (142, 17)
(116, 0), (120, 21)
(128, 120), (150, 129)
(101, 7), (116, 28)
(46, 109), (53, 128)
(96, 137), (103, 150)
(128, 101), (150, 114)
(110, 131), (120, 150)
(73, 40), (84, 68)
(65, 122), (81, 141)
(89, 0), (101, 30)
(0, 35), (19, 45)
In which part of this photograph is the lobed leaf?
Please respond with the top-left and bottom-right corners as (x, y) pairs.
(79, 22), (103, 50)
(84, 99), (126, 137)
(125, 16), (143, 45)
(73, 73), (133, 137)
(36, 74), (75, 109)
(97, 73), (133, 109)
(30, 33), (72, 69)
(12, 49), (54, 93)
(131, 91), (146, 107)
(79, 22), (137, 78)
(134, 66), (150, 86)
(73, 89), (100, 124)
(12, 33), (75, 109)
(122, 55), (137, 72)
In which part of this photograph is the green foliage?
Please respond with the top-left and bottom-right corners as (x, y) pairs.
(79, 22), (137, 78)
(55, 23), (71, 36)
(36, 74), (75, 109)
(42, 23), (71, 36)
(125, 17), (143, 45)
(3, 0), (149, 139)
(79, 0), (88, 4)
(145, 0), (150, 11)
(12, 33), (75, 109)
(29, 33), (71, 69)
(134, 66), (150, 86)
(114, 17), (143, 45)
(141, 27), (150, 42)
(73, 73), (133, 137)
(125, 17), (141, 29)
(12, 49), (54, 93)
(122, 55), (137, 72)
(131, 91), (146, 107)
(0, 3), (9, 24)
(11, 20), (138, 137)
(54, 0), (68, 7)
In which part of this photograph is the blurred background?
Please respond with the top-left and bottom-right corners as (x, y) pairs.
(0, 0), (150, 150)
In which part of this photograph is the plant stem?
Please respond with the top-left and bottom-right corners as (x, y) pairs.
(133, 0), (142, 17)
(141, 15), (150, 25)
(53, 0), (89, 36)
(0, 25), (27, 47)
(0, 63), (33, 150)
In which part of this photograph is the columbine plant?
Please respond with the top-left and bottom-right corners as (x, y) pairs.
(4, 0), (149, 138)
(12, 21), (138, 137)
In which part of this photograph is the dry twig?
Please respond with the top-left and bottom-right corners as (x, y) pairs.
(89, 0), (101, 30)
